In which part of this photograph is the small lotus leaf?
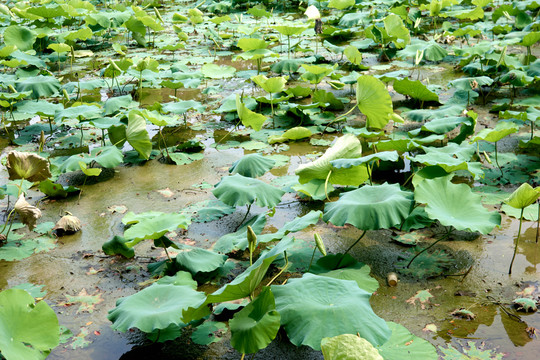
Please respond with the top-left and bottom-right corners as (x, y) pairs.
(212, 174), (285, 208)
(213, 214), (267, 253)
(272, 25), (308, 36)
(356, 76), (393, 129)
(175, 248), (228, 275)
(257, 210), (322, 244)
(503, 183), (540, 209)
(0, 289), (59, 360)
(6, 151), (51, 182)
(191, 321), (227, 345)
(377, 322), (438, 359)
(324, 183), (414, 230)
(202, 63), (236, 79)
(182, 199), (236, 223)
(236, 95), (267, 131)
(393, 78), (439, 102)
(292, 179), (335, 200)
(162, 100), (205, 115)
(230, 287), (281, 354)
(321, 334), (383, 360)
(127, 110), (152, 160)
(414, 175), (501, 234)
(251, 74), (287, 94)
(471, 121), (520, 143)
(272, 274), (391, 350)
(268, 127), (312, 144)
(102, 236), (135, 258)
(229, 154), (275, 178)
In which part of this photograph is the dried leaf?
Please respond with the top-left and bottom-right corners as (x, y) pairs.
(406, 289), (434, 310)
(53, 215), (82, 235)
(6, 151), (51, 182)
(157, 188), (174, 198)
(59, 289), (103, 313)
(14, 194), (41, 231)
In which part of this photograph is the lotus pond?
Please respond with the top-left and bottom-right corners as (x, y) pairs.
(1, 0), (540, 359)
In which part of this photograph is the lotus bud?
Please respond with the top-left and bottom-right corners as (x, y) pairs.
(247, 226), (257, 253)
(314, 233), (326, 256)
(53, 214), (82, 236)
(305, 5), (321, 20)
(39, 130), (45, 149)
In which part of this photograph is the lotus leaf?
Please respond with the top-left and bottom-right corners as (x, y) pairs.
(55, 105), (102, 124)
(78, 162), (101, 177)
(321, 334), (383, 360)
(397, 40), (448, 62)
(268, 127), (312, 144)
(272, 25), (308, 36)
(409, 116), (473, 135)
(393, 78), (439, 102)
(397, 249), (455, 278)
(213, 214), (267, 253)
(356, 76), (393, 129)
(182, 199), (236, 223)
(162, 100), (205, 115)
(124, 212), (191, 247)
(6, 151), (51, 182)
(156, 271), (197, 289)
(191, 321), (227, 345)
(310, 254), (379, 293)
(295, 134), (368, 186)
(272, 60), (302, 74)
(471, 121), (520, 143)
(501, 203), (538, 221)
(503, 183), (540, 209)
(301, 64), (335, 85)
(414, 175), (501, 234)
(237, 38), (268, 51)
(16, 76), (61, 100)
(14, 194), (41, 231)
(108, 284), (205, 333)
(202, 63), (236, 79)
(272, 274), (391, 350)
(377, 322), (438, 359)
(126, 110), (152, 160)
(38, 180), (78, 198)
(324, 183), (414, 230)
(229, 287), (280, 354)
(175, 247), (227, 275)
(328, 0), (355, 10)
(251, 74), (287, 94)
(292, 179), (335, 201)
(236, 95), (267, 131)
(257, 210), (323, 244)
(229, 154), (275, 177)
(212, 174), (284, 208)
(383, 14), (410, 49)
(0, 289), (59, 360)
(330, 151), (399, 169)
(4, 25), (36, 51)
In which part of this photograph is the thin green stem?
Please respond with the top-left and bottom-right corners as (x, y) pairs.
(509, 208), (524, 275)
(324, 170), (332, 201)
(407, 231), (452, 268)
(266, 251), (288, 286)
(335, 230), (367, 268)
(494, 141), (503, 177)
(536, 199), (539, 244)
(323, 105), (356, 133)
(234, 203), (252, 232)
(307, 247), (317, 273)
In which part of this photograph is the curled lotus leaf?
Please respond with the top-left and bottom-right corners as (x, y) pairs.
(15, 194), (42, 231)
(52, 215), (82, 235)
(212, 174), (285, 208)
(229, 154), (275, 178)
(503, 183), (540, 209)
(323, 183), (414, 230)
(6, 151), (51, 182)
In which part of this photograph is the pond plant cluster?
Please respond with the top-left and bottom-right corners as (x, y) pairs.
(0, 0), (540, 359)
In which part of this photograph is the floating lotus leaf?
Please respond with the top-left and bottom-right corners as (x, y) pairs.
(323, 183), (414, 230)
(503, 183), (540, 209)
(124, 212), (191, 247)
(272, 274), (391, 350)
(330, 151), (399, 169)
(414, 175), (501, 234)
(14, 194), (41, 231)
(175, 247), (227, 275)
(397, 249), (455, 278)
(16, 76), (61, 100)
(108, 284), (206, 333)
(230, 287), (281, 354)
(212, 174), (285, 208)
(356, 76), (393, 129)
(394, 78), (439, 102)
(310, 254), (379, 293)
(321, 334), (383, 360)
(236, 95), (267, 131)
(295, 134), (368, 186)
(191, 321), (227, 345)
(377, 322), (438, 359)
(4, 25), (36, 51)
(0, 289), (59, 360)
(6, 151), (51, 182)
(471, 121), (520, 143)
(229, 154), (275, 178)
(201, 63), (236, 79)
(102, 236), (135, 258)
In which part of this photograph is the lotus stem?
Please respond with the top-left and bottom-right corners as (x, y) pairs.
(240, 354), (245, 360)
(324, 170), (332, 201)
(494, 141), (503, 177)
(536, 199), (539, 244)
(158, 127), (171, 161)
(509, 208), (524, 275)
(266, 251), (288, 286)
(163, 246), (172, 262)
(407, 231), (452, 268)
(336, 230), (367, 268)
(234, 203), (252, 232)
(323, 105), (356, 133)
(307, 247), (317, 273)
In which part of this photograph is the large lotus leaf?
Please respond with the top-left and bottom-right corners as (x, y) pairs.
(104, 95), (137, 115)
(409, 116), (472, 135)
(397, 40), (448, 62)
(321, 334), (383, 360)
(229, 154), (275, 178)
(108, 284), (206, 333)
(251, 74), (287, 94)
(127, 110), (152, 160)
(295, 134), (367, 186)
(383, 14), (410, 49)
(257, 210), (323, 244)
(175, 247), (228, 275)
(237, 38), (268, 51)
(324, 183), (414, 230)
(471, 121), (520, 143)
(162, 100), (205, 115)
(16, 100), (63, 117)
(55, 105), (102, 123)
(331, 151), (399, 169)
(201, 63), (236, 79)
(310, 253), (379, 293)
(356, 76), (393, 129)
(377, 322), (438, 359)
(393, 78), (439, 102)
(183, 237), (293, 323)
(236, 95), (267, 131)
(124, 212), (191, 247)
(4, 25), (36, 51)
(212, 174), (285, 208)
(414, 175), (501, 234)
(230, 287), (280, 354)
(213, 214), (267, 253)
(0, 289), (59, 360)
(6, 151), (51, 182)
(16, 76), (61, 99)
(328, 0), (355, 10)
(272, 274), (391, 350)
(272, 25), (308, 36)
(503, 183), (540, 209)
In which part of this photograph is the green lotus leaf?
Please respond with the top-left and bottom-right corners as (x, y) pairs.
(321, 334), (383, 360)
(383, 14), (410, 49)
(134, 57), (158, 72)
(471, 121), (520, 143)
(236, 95), (267, 131)
(237, 38), (268, 51)
(272, 274), (391, 350)
(330, 151), (399, 169)
(212, 174), (285, 208)
(175, 247), (228, 275)
(501, 203), (538, 221)
(409, 116), (473, 135)
(343, 45), (363, 66)
(285, 85), (311, 97)
(103, 95), (136, 115)
(16, 76), (61, 100)
(393, 78), (439, 102)
(6, 151), (51, 182)
(102, 236), (135, 258)
(229, 154), (275, 178)
(79, 161), (102, 177)
(108, 284), (206, 333)
(202, 63), (236, 79)
(230, 287), (281, 354)
(213, 214), (267, 253)
(503, 183), (540, 209)
(156, 271), (198, 289)
(251, 74), (287, 94)
(272, 60), (302, 74)
(310, 254), (379, 293)
(162, 100), (205, 115)
(328, 0), (355, 10)
(182, 199), (236, 223)
(301, 64), (335, 85)
(126, 110), (152, 160)
(521, 31), (540, 47)
(268, 127), (312, 144)
(47, 43), (71, 54)
(4, 25), (36, 51)
(55, 104), (101, 124)
(64, 27), (93, 42)
(414, 175), (501, 234)
(449, 76), (493, 91)
(38, 180), (78, 198)
(191, 321), (227, 345)
(0, 289), (59, 360)
(124, 212), (191, 247)
(397, 40), (448, 62)
(295, 134), (368, 186)
(257, 210), (323, 244)
(356, 76), (393, 129)
(272, 25), (308, 36)
(324, 183), (414, 230)
(15, 100), (62, 118)
(292, 179), (335, 201)
(377, 322), (438, 359)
